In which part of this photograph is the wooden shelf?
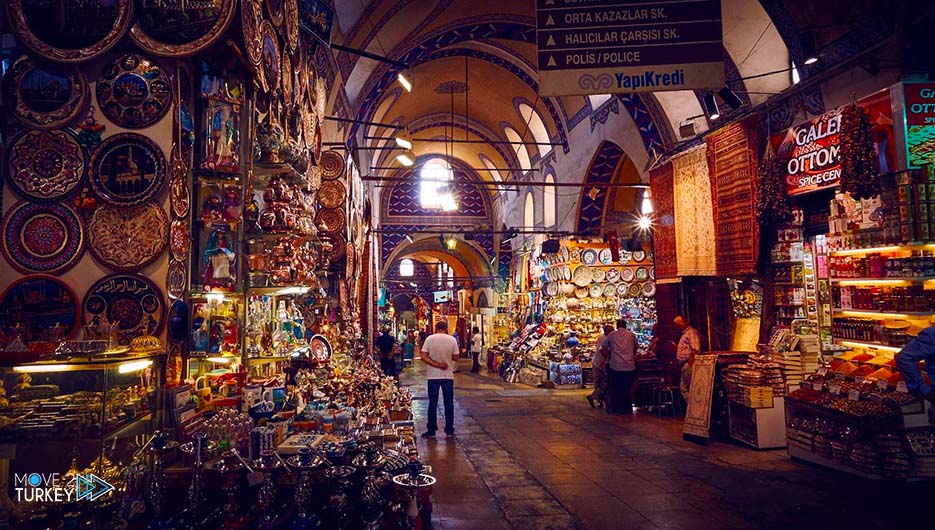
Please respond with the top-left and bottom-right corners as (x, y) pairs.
(832, 309), (935, 317)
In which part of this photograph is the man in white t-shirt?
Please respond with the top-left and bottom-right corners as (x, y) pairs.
(470, 326), (483, 373)
(420, 320), (458, 438)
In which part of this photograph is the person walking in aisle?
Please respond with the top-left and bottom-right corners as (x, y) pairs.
(375, 327), (398, 379)
(420, 320), (458, 438)
(587, 324), (614, 409)
(470, 326), (483, 373)
(895, 324), (935, 406)
(603, 318), (637, 414)
(402, 331), (416, 369)
(675, 315), (701, 403)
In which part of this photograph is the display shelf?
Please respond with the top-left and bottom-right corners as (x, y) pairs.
(771, 260), (804, 265)
(774, 303), (805, 307)
(830, 277), (933, 284)
(829, 243), (935, 256)
(245, 355), (295, 365)
(729, 399), (787, 449)
(1, 351), (165, 370)
(832, 309), (935, 318)
(834, 340), (903, 353)
(787, 444), (885, 479)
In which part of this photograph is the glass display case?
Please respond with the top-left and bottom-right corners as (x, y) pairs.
(0, 353), (163, 480)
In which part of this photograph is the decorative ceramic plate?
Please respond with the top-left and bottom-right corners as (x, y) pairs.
(621, 268), (635, 282)
(649, 266), (655, 280)
(89, 133), (167, 206)
(632, 250), (646, 263)
(635, 266), (648, 281)
(96, 54), (171, 129)
(569, 249), (580, 262)
(3, 55), (88, 129)
(572, 266), (592, 287)
(281, 49), (294, 108)
(617, 282), (630, 295)
(603, 283), (617, 298)
(6, 129), (86, 201)
(545, 282), (559, 297)
(167, 299), (188, 342)
(605, 267), (620, 282)
(560, 245), (569, 263)
(581, 248), (598, 265)
(589, 283), (603, 298)
(5, 0), (132, 63)
(563, 265), (571, 281)
(241, 0), (263, 66)
(617, 250), (630, 265)
(166, 259), (187, 300)
(83, 274), (166, 345)
(0, 275), (80, 340)
(317, 208), (346, 234)
(326, 235), (346, 262)
(320, 150), (346, 180)
(599, 248), (613, 264)
(316, 78), (327, 124)
(88, 203), (168, 272)
(591, 268), (606, 282)
(169, 219), (190, 261)
(266, 0), (285, 26)
(283, 0), (299, 53)
(130, 0), (236, 58)
(258, 22), (280, 94)
(575, 286), (588, 299)
(318, 180), (347, 209)
(628, 283), (642, 297)
(643, 281), (656, 298)
(1, 201), (85, 275)
(309, 334), (332, 362)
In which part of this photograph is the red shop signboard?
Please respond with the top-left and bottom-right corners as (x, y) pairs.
(771, 90), (895, 196)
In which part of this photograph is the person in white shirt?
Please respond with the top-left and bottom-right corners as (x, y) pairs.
(675, 315), (702, 402)
(602, 318), (637, 414)
(470, 326), (483, 373)
(420, 320), (458, 438)
(587, 324), (614, 409)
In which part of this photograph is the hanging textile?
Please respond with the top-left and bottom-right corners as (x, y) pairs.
(650, 161), (678, 280)
(706, 118), (760, 276)
(672, 145), (717, 276)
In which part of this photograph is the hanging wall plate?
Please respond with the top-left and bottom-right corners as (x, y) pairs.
(317, 180), (346, 209)
(258, 21), (280, 94)
(281, 49), (294, 108)
(130, 0), (237, 58)
(6, 129), (86, 202)
(96, 54), (171, 129)
(88, 203), (168, 272)
(89, 133), (167, 207)
(3, 55), (88, 130)
(283, 0), (300, 53)
(241, 0), (264, 66)
(266, 0), (285, 26)
(170, 150), (191, 218)
(169, 219), (190, 261)
(0, 275), (80, 340)
(605, 267), (620, 282)
(599, 248), (613, 265)
(1, 201), (85, 275)
(581, 248), (598, 265)
(317, 208), (346, 234)
(5, 0), (132, 63)
(166, 259), (187, 300)
(319, 150), (345, 180)
(83, 273), (166, 345)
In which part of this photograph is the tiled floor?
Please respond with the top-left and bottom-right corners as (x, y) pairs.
(402, 361), (935, 530)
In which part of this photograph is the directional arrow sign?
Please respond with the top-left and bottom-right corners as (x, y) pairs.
(74, 473), (115, 501)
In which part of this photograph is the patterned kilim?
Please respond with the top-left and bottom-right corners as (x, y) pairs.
(706, 119), (759, 276)
(650, 162), (678, 280)
(672, 146), (716, 276)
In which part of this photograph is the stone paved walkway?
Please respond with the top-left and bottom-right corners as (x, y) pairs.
(402, 361), (935, 530)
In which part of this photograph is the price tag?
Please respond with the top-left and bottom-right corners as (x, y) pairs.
(834, 372), (846, 381)
(829, 385), (842, 396)
(855, 376), (866, 384)
(896, 381), (909, 393)
(817, 367), (829, 377)
(876, 379), (889, 391)
(848, 390), (861, 401)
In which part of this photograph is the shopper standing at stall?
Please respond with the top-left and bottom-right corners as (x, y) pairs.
(421, 320), (458, 438)
(604, 319), (637, 414)
(675, 315), (701, 403)
(587, 324), (614, 409)
(376, 327), (398, 378)
(895, 324), (935, 405)
(470, 326), (483, 373)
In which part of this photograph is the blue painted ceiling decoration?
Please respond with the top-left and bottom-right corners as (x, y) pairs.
(576, 142), (626, 236)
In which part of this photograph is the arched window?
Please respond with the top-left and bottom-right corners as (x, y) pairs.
(543, 175), (556, 227)
(480, 156), (502, 182)
(399, 258), (414, 277)
(518, 104), (552, 157)
(504, 126), (531, 171)
(524, 191), (535, 229)
(419, 158), (453, 209)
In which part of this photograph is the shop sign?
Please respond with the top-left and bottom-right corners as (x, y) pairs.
(298, 0), (334, 47)
(535, 0), (724, 96)
(771, 89), (895, 196)
(903, 83), (935, 168)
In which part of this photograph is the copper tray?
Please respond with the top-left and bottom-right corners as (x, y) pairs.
(3, 55), (88, 129)
(130, 0), (236, 58)
(317, 180), (346, 209)
(88, 203), (168, 272)
(317, 208), (346, 234)
(320, 150), (346, 180)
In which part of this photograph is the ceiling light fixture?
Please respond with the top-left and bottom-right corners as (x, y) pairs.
(717, 86), (743, 110)
(446, 236), (458, 250)
(405, 234), (414, 243)
(395, 128), (413, 150)
(641, 190), (653, 215)
(398, 70), (413, 92)
(800, 31), (820, 65)
(702, 92), (720, 120)
(396, 149), (416, 166)
(638, 215), (652, 230)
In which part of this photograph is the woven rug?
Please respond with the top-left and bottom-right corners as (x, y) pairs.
(706, 118), (759, 276)
(650, 162), (678, 280)
(673, 145), (716, 276)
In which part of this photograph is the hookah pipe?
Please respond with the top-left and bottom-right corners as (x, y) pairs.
(286, 447), (327, 530)
(211, 449), (253, 530)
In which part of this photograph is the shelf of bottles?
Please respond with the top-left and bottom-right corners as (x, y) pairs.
(770, 221), (817, 329)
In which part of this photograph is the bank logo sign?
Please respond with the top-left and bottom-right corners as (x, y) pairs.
(536, 0), (724, 96)
(14, 473), (114, 503)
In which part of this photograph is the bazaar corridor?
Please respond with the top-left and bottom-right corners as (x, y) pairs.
(405, 364), (934, 530)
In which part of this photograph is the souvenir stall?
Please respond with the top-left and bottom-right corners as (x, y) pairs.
(0, 1), (437, 526)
